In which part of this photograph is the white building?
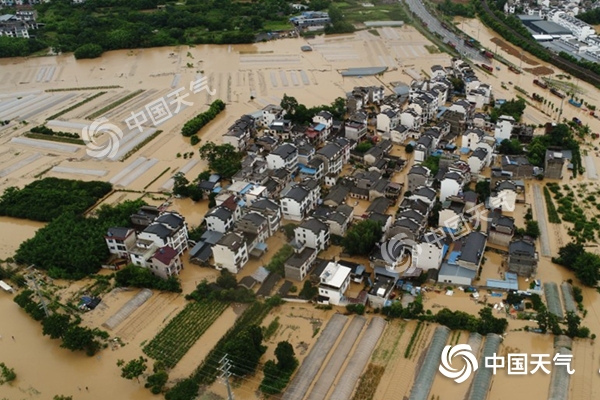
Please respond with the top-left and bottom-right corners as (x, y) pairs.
(212, 232), (249, 274)
(468, 147), (489, 175)
(204, 206), (234, 233)
(461, 128), (486, 152)
(440, 171), (465, 203)
(494, 115), (515, 142)
(137, 212), (188, 255)
(412, 232), (446, 271)
(318, 261), (351, 305)
(376, 107), (400, 133)
(260, 104), (286, 128)
(105, 227), (136, 259)
(294, 218), (330, 252)
(550, 10), (595, 41)
(280, 180), (320, 221)
(266, 143), (298, 170)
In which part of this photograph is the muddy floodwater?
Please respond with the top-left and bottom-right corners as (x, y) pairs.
(3, 20), (600, 400)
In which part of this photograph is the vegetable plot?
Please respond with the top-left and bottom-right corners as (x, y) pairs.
(143, 300), (228, 368)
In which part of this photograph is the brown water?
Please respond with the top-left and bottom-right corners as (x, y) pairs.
(0, 217), (45, 259)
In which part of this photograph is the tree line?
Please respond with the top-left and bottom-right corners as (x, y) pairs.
(0, 177), (112, 222)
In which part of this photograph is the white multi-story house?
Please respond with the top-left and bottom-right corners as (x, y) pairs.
(550, 10), (595, 41)
(315, 141), (344, 176)
(222, 115), (255, 151)
(400, 108), (421, 130)
(461, 128), (486, 152)
(266, 143), (298, 170)
(468, 147), (489, 175)
(376, 106), (400, 133)
(440, 171), (466, 203)
(105, 227), (136, 259)
(204, 206), (234, 233)
(279, 180), (320, 221)
(137, 212), (188, 256)
(318, 261), (351, 305)
(294, 217), (330, 252)
(212, 232), (249, 273)
(431, 65), (446, 79)
(313, 110), (333, 130)
(260, 104), (286, 128)
(412, 232), (446, 271)
(494, 115), (515, 142)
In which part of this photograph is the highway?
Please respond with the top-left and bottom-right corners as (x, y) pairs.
(404, 0), (488, 64)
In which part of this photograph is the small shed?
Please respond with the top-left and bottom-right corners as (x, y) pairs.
(0, 280), (14, 293)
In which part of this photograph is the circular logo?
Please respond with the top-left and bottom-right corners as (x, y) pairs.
(81, 117), (123, 160)
(381, 233), (422, 265)
(439, 344), (479, 383)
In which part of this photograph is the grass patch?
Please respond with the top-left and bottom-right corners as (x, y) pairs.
(337, 0), (411, 25)
(263, 316), (281, 340)
(425, 44), (439, 53)
(46, 86), (121, 92)
(24, 133), (85, 145)
(86, 89), (144, 120)
(121, 130), (162, 161)
(351, 364), (386, 400)
(263, 19), (292, 31)
(543, 185), (561, 223)
(404, 321), (423, 359)
(46, 92), (107, 120)
(143, 300), (229, 369)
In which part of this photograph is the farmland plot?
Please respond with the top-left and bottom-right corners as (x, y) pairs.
(143, 300), (228, 368)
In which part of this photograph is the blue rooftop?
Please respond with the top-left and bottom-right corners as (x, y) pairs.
(314, 123), (326, 131)
(239, 184), (254, 195)
(448, 251), (461, 265)
(300, 166), (317, 174)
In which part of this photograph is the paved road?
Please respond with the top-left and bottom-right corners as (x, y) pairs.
(403, 0), (487, 63)
(532, 184), (551, 257)
(585, 155), (598, 180)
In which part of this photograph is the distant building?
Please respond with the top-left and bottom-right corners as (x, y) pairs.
(212, 232), (249, 274)
(544, 150), (566, 180)
(105, 227), (136, 259)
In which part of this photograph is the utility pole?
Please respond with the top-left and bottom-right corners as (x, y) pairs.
(26, 265), (50, 318)
(219, 355), (234, 400)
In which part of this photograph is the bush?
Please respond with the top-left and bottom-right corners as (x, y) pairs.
(181, 100), (225, 137)
(74, 43), (104, 59)
(116, 265), (182, 293)
(346, 303), (365, 315)
(190, 135), (200, 145)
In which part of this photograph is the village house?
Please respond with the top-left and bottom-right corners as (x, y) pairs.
(189, 230), (224, 266)
(488, 211), (515, 247)
(409, 186), (437, 205)
(222, 115), (255, 151)
(367, 272), (396, 308)
(414, 134), (434, 163)
(148, 246), (183, 279)
(136, 212), (188, 256)
(468, 147), (489, 175)
(544, 150), (567, 180)
(279, 179), (320, 221)
(247, 198), (282, 235)
(266, 143), (298, 170)
(412, 231), (447, 271)
(318, 260), (352, 305)
(235, 212), (269, 248)
(406, 164), (432, 193)
(105, 227), (136, 259)
(489, 180), (519, 212)
(377, 106), (400, 134)
(284, 246), (318, 281)
(269, 119), (294, 140)
(461, 128), (486, 152)
(320, 204), (353, 237)
(455, 231), (488, 271)
(204, 206), (234, 234)
(494, 115), (515, 143)
(438, 197), (466, 232)
(212, 232), (249, 274)
(294, 217), (330, 252)
(440, 170), (466, 203)
(507, 239), (539, 277)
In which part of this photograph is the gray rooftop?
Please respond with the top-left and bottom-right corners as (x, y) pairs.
(458, 232), (487, 264)
(250, 198), (279, 211)
(273, 143), (297, 159)
(155, 213), (184, 229)
(439, 263), (477, 280)
(299, 217), (329, 234)
(509, 239), (536, 257)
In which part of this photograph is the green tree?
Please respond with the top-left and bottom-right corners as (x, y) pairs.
(0, 362), (16, 384)
(216, 269), (238, 289)
(299, 280), (318, 300)
(525, 220), (541, 238)
(553, 242), (585, 266)
(405, 143), (414, 154)
(280, 93), (299, 116)
(422, 155), (441, 176)
(498, 139), (523, 155)
(274, 341), (298, 372)
(342, 220), (382, 256)
(355, 141), (373, 154)
(61, 325), (101, 356)
(573, 252), (600, 286)
(224, 325), (266, 376)
(121, 357), (148, 382)
(74, 43), (104, 59)
(145, 370), (169, 394)
(198, 142), (242, 179)
(475, 180), (491, 202)
(42, 313), (71, 339)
